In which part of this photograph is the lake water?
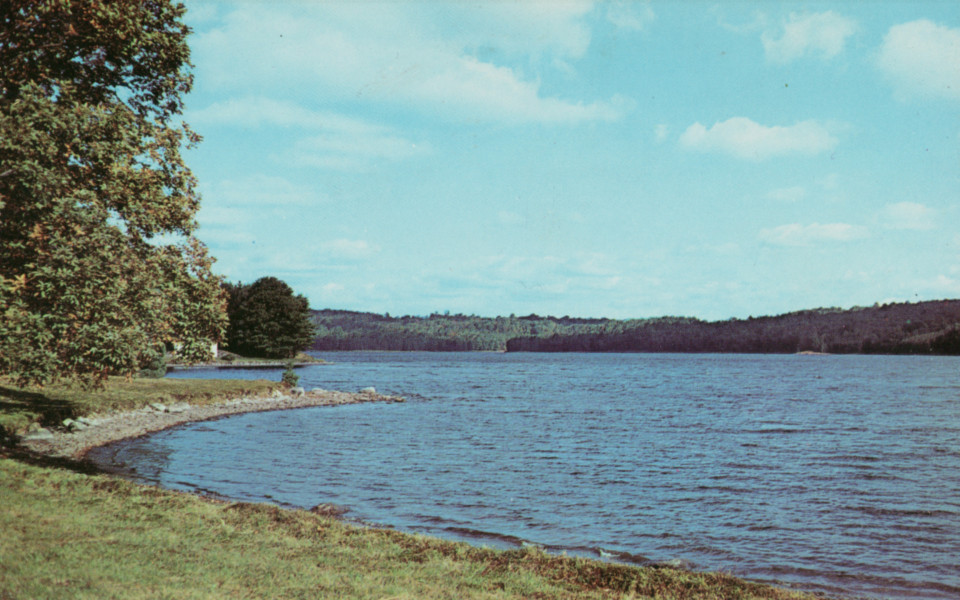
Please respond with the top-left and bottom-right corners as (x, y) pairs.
(90, 352), (960, 599)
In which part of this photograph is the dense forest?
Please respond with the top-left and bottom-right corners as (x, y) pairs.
(311, 310), (631, 351)
(311, 300), (960, 355)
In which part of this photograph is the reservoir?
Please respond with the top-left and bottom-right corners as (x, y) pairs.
(90, 352), (960, 599)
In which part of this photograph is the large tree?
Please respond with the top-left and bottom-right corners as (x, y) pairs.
(0, 1), (226, 386)
(224, 278), (315, 359)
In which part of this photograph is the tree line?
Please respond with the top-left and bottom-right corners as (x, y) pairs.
(311, 310), (632, 351)
(312, 301), (960, 355)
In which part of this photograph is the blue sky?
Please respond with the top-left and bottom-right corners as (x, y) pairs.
(180, 1), (959, 320)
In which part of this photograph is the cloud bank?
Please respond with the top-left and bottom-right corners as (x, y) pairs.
(191, 3), (627, 125)
(876, 19), (960, 102)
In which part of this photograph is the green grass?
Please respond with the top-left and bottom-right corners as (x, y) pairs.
(0, 455), (820, 600)
(0, 378), (824, 599)
(0, 377), (280, 437)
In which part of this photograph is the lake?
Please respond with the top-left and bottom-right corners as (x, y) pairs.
(89, 352), (960, 599)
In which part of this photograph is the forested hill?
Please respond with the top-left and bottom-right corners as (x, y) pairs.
(311, 311), (631, 352)
(311, 300), (960, 354)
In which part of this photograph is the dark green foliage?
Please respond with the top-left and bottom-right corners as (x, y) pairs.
(311, 300), (960, 355)
(224, 278), (315, 359)
(0, 0), (226, 386)
(281, 362), (299, 388)
(311, 310), (629, 351)
(136, 346), (167, 379)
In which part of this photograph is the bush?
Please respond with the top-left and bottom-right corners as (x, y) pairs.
(136, 347), (167, 379)
(281, 362), (299, 388)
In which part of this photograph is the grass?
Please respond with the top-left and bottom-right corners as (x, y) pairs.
(0, 378), (824, 599)
(0, 377), (280, 437)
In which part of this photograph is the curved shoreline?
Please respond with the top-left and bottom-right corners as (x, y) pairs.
(20, 388), (403, 461)
(7, 385), (833, 600)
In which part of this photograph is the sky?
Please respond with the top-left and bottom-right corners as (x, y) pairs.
(179, 1), (960, 320)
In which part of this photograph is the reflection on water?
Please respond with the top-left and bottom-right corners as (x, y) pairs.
(90, 352), (960, 599)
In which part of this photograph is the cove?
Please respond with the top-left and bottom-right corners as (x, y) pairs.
(89, 352), (960, 600)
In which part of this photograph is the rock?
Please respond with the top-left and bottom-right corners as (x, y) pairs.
(310, 503), (349, 518)
(290, 386), (305, 397)
(23, 427), (54, 440)
(61, 418), (89, 432)
(393, 396), (406, 403)
(149, 402), (168, 413)
(360, 387), (376, 395)
(272, 389), (285, 398)
(656, 558), (694, 570)
(167, 402), (190, 413)
(597, 549), (651, 565)
(310, 387), (327, 394)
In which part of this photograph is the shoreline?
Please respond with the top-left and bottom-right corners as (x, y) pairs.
(20, 388), (403, 461)
(4, 383), (828, 600)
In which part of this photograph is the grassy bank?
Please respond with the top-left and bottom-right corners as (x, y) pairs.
(0, 377), (280, 438)
(1, 379), (821, 599)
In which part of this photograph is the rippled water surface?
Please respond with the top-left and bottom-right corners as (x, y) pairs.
(90, 352), (960, 599)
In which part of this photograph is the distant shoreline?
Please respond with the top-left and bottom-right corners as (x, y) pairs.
(311, 299), (960, 355)
(166, 360), (320, 371)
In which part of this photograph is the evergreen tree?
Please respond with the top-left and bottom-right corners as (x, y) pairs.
(225, 278), (315, 359)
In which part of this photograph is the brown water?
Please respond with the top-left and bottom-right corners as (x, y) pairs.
(91, 352), (960, 599)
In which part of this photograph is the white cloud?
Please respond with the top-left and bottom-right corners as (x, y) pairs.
(192, 3), (626, 125)
(876, 20), (960, 102)
(290, 133), (429, 171)
(190, 97), (429, 171)
(880, 202), (937, 230)
(762, 11), (857, 63)
(714, 7), (767, 35)
(759, 222), (868, 246)
(766, 186), (807, 202)
(923, 274), (960, 296)
(201, 175), (327, 207)
(320, 239), (381, 260)
(435, 1), (594, 60)
(185, 3), (218, 25)
(189, 97), (384, 134)
(607, 1), (655, 32)
(194, 175), (331, 259)
(679, 117), (839, 160)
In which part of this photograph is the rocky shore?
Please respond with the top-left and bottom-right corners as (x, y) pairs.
(19, 387), (404, 460)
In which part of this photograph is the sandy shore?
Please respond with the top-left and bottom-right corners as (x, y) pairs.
(20, 388), (403, 460)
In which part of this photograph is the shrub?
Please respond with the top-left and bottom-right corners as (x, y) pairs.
(281, 362), (299, 388)
(137, 347), (167, 379)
